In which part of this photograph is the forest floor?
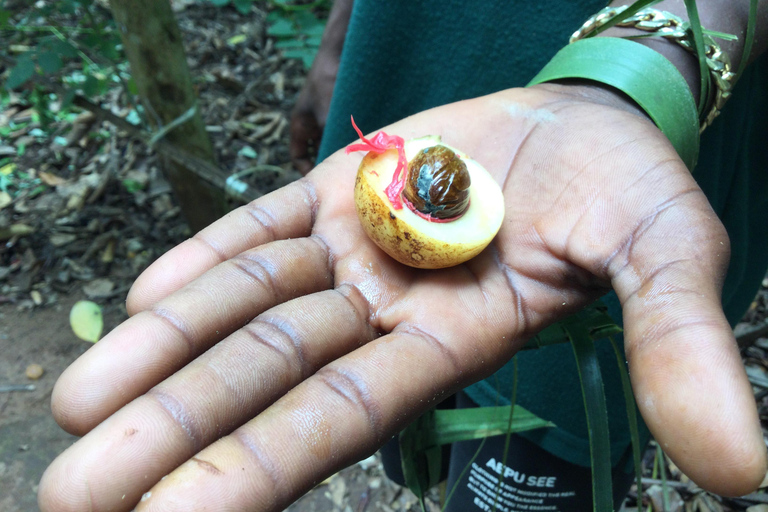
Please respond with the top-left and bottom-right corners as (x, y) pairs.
(2, 2), (768, 511)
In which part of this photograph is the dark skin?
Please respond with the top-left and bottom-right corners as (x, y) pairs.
(39, 1), (768, 511)
(289, 0), (353, 174)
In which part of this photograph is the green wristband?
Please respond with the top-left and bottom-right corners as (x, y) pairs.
(527, 37), (699, 171)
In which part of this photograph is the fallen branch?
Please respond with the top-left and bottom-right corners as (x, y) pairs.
(71, 96), (262, 204)
(735, 321), (768, 350)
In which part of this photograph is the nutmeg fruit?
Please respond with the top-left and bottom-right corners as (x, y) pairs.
(353, 135), (504, 269)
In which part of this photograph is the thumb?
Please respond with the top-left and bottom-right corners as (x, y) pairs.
(612, 193), (766, 496)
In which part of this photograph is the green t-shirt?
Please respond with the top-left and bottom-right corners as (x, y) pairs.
(318, 0), (768, 468)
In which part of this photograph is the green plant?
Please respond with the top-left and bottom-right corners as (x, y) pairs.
(266, 2), (328, 69)
(207, 0), (331, 69)
(0, 159), (45, 198)
(1, 0), (128, 126)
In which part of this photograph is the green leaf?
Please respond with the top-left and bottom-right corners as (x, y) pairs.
(51, 39), (79, 59)
(399, 402), (553, 509)
(702, 29), (737, 41)
(122, 179), (145, 193)
(683, 0), (709, 117)
(280, 48), (312, 59)
(301, 54), (314, 69)
(5, 55), (36, 90)
(96, 35), (123, 61)
(209, 0), (231, 6)
(37, 51), (63, 74)
(657, 445), (671, 511)
(293, 10), (320, 28)
(398, 412), (438, 509)
(227, 34), (247, 45)
(565, 321), (613, 512)
(431, 404), (554, 446)
(0, 8), (11, 28)
(267, 17), (296, 37)
(61, 87), (77, 108)
(305, 34), (323, 47)
(126, 77), (139, 96)
(274, 39), (303, 49)
(233, 0), (252, 15)
(69, 300), (104, 343)
(737, 0), (758, 79)
(525, 300), (622, 350)
(609, 336), (643, 509)
(60, 0), (77, 14)
(81, 74), (100, 96)
(303, 23), (326, 38)
(494, 357), (519, 511)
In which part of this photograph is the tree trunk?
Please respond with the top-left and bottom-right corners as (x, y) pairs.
(110, 0), (227, 232)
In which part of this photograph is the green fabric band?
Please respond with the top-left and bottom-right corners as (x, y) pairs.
(527, 37), (700, 171)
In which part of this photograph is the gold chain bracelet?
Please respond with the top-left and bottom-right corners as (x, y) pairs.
(570, 6), (735, 132)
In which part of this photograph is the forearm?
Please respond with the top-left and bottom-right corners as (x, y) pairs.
(602, 0), (768, 103)
(318, 0), (353, 57)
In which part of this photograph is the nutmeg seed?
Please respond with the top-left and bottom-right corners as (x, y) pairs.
(403, 145), (471, 220)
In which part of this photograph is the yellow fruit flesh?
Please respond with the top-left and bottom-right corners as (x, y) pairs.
(354, 136), (504, 269)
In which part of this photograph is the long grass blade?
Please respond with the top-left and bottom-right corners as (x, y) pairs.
(399, 411), (439, 510)
(431, 404), (554, 446)
(657, 444), (670, 511)
(683, 0), (710, 117)
(441, 436), (489, 511)
(736, 0), (758, 79)
(566, 322), (613, 512)
(493, 357), (518, 512)
(608, 336), (643, 509)
(525, 301), (621, 350)
(442, 374), (505, 512)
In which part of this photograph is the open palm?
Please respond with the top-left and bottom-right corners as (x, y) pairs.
(39, 84), (765, 512)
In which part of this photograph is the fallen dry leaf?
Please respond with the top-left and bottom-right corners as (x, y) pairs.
(83, 278), (115, 298)
(39, 171), (69, 186)
(0, 191), (12, 210)
(0, 224), (35, 240)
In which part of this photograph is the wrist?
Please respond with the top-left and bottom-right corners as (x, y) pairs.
(598, 26), (701, 104)
(600, 0), (768, 104)
(533, 80), (650, 121)
(527, 37), (700, 170)
(317, 0), (353, 57)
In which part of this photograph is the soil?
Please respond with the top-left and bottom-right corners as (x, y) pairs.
(2, 2), (768, 512)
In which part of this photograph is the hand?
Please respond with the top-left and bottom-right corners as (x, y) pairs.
(39, 84), (766, 511)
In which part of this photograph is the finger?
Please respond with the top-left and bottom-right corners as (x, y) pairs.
(608, 192), (767, 495)
(129, 267), (523, 512)
(38, 286), (375, 512)
(52, 236), (333, 435)
(134, 322), (522, 512)
(126, 179), (318, 314)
